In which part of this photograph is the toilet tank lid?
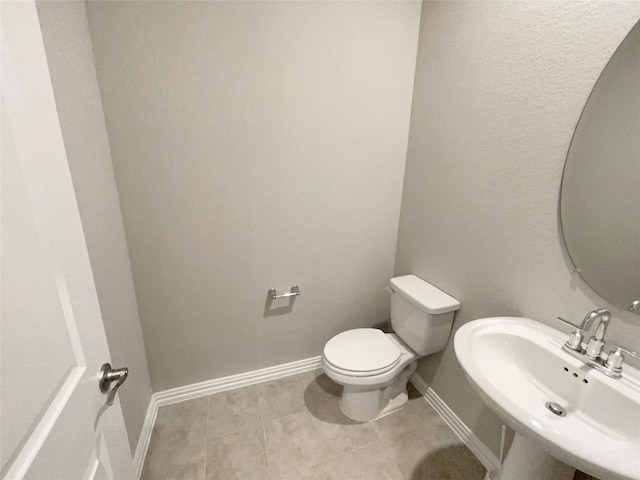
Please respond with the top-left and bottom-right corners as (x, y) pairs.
(390, 275), (460, 314)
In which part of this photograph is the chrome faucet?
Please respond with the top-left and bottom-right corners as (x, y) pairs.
(580, 309), (611, 359)
(556, 309), (639, 379)
(559, 308), (610, 355)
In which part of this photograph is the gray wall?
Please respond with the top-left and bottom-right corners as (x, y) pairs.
(396, 1), (640, 456)
(86, 1), (422, 391)
(37, 1), (153, 453)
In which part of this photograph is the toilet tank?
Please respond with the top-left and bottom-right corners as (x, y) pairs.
(389, 275), (460, 356)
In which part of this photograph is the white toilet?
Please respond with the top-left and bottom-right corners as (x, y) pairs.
(322, 274), (460, 422)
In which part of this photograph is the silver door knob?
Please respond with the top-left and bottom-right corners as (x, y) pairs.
(99, 363), (128, 406)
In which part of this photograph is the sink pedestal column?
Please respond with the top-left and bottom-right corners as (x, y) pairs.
(500, 433), (574, 480)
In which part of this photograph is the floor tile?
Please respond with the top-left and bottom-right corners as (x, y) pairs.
(264, 409), (321, 474)
(141, 455), (204, 480)
(143, 372), (490, 480)
(298, 368), (324, 384)
(273, 442), (403, 480)
(258, 375), (307, 421)
(264, 408), (379, 475)
(155, 396), (209, 428)
(373, 392), (449, 439)
(374, 402), (430, 440)
(384, 422), (485, 480)
(205, 425), (269, 480)
(207, 385), (262, 438)
(141, 397), (208, 480)
(405, 443), (487, 480)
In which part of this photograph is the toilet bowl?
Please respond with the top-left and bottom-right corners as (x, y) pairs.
(322, 329), (419, 421)
(322, 275), (460, 422)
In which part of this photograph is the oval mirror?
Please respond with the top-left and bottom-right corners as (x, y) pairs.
(560, 20), (640, 312)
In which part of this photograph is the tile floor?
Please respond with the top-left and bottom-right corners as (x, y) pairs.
(141, 370), (487, 480)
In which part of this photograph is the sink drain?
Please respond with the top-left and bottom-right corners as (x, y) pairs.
(545, 402), (566, 417)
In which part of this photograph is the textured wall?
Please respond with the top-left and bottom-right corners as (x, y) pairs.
(86, 1), (421, 391)
(37, 0), (153, 452)
(396, 1), (640, 456)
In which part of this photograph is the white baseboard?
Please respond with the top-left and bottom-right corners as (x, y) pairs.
(132, 398), (158, 479)
(410, 373), (501, 479)
(154, 356), (322, 408)
(132, 355), (323, 478)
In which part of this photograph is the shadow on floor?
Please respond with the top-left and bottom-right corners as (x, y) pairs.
(303, 373), (363, 426)
(408, 444), (487, 480)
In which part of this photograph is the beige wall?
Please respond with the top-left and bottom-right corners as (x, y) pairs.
(396, 1), (640, 456)
(37, 1), (153, 452)
(86, 1), (421, 391)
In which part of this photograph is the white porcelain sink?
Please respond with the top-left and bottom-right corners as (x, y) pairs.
(454, 316), (640, 480)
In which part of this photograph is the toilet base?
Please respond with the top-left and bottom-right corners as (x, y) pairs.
(338, 361), (417, 422)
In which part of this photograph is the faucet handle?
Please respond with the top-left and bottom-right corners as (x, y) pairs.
(605, 344), (640, 374)
(556, 316), (580, 329)
(612, 344), (640, 358)
(556, 317), (583, 350)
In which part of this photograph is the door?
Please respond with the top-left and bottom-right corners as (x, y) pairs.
(1, 2), (135, 479)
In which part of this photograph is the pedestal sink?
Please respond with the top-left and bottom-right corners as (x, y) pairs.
(454, 317), (640, 480)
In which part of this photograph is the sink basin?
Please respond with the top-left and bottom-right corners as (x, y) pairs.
(454, 316), (640, 480)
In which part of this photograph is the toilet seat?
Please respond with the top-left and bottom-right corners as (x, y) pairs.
(323, 328), (401, 377)
(323, 358), (400, 377)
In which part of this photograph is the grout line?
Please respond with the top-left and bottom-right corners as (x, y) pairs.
(371, 407), (418, 480)
(384, 435), (410, 480)
(206, 386), (265, 441)
(382, 437), (408, 480)
(256, 382), (271, 468)
(202, 395), (211, 480)
(261, 423), (271, 469)
(371, 418), (384, 441)
(298, 438), (391, 476)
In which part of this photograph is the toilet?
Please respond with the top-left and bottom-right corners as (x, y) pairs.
(322, 274), (460, 422)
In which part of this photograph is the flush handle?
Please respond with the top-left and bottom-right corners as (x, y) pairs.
(99, 363), (128, 406)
